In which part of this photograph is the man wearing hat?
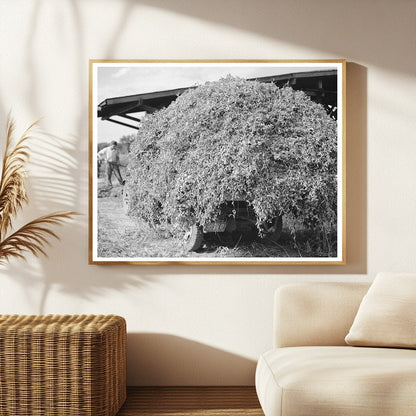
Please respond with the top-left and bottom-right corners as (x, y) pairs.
(97, 140), (125, 187)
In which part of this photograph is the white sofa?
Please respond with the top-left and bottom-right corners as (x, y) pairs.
(255, 282), (416, 416)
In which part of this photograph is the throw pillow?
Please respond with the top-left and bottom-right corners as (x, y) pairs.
(345, 272), (416, 348)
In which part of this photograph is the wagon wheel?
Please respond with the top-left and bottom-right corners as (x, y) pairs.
(262, 215), (283, 242)
(183, 224), (204, 252)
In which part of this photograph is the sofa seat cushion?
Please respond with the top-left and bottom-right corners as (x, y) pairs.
(256, 346), (416, 416)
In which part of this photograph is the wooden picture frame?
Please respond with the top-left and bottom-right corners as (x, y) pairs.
(89, 59), (346, 265)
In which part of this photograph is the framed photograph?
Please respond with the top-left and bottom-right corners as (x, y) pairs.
(89, 60), (345, 265)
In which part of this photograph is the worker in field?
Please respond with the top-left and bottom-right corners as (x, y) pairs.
(97, 140), (125, 187)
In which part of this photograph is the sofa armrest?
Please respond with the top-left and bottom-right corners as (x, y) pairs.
(274, 282), (370, 348)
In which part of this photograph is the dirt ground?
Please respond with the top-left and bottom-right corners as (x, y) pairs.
(95, 166), (316, 259)
(96, 184), (301, 259)
(97, 192), (190, 258)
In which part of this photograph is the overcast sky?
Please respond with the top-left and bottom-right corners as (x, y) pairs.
(95, 63), (336, 142)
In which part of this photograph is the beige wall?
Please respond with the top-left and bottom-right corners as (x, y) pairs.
(0, 0), (415, 385)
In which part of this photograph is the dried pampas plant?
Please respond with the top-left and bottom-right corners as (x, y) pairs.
(0, 116), (78, 264)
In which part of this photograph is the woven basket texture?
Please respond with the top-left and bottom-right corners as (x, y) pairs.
(0, 314), (126, 416)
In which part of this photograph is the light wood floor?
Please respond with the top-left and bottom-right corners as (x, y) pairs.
(117, 386), (264, 416)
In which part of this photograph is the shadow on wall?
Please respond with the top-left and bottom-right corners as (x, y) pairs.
(345, 63), (367, 275)
(0, 1), (148, 311)
(127, 333), (257, 386)
(136, 0), (413, 76)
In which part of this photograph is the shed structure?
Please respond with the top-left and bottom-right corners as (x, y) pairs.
(97, 70), (337, 130)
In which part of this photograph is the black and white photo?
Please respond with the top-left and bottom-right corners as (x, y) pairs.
(89, 60), (345, 264)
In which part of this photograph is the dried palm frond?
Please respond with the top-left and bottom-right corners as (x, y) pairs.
(0, 212), (78, 264)
(0, 117), (37, 239)
(0, 116), (79, 264)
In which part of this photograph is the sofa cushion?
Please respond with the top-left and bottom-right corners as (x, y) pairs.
(345, 272), (416, 348)
(256, 346), (416, 416)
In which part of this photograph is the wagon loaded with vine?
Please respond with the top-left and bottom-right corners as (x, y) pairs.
(123, 76), (338, 256)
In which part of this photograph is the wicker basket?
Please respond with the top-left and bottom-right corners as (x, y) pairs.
(0, 314), (126, 416)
